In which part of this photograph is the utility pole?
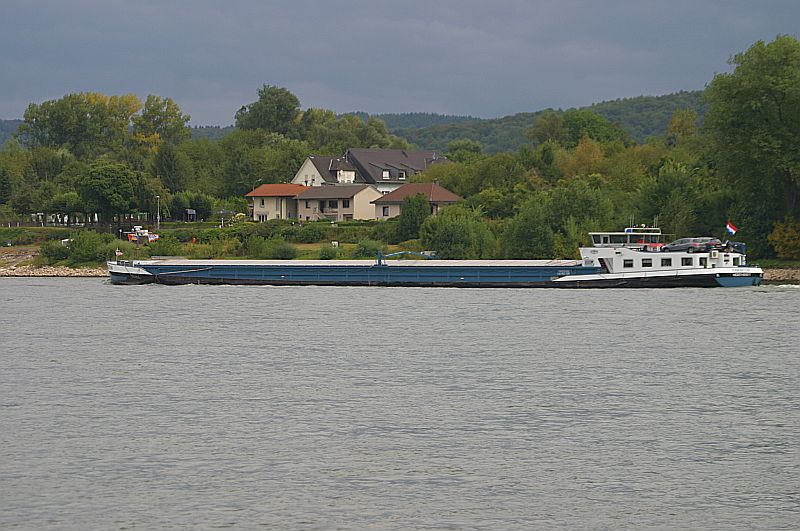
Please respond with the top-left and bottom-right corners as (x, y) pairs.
(156, 195), (160, 231)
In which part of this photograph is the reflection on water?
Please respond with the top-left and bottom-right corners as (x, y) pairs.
(1, 279), (798, 528)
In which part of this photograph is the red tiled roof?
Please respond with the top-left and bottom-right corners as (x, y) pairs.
(372, 182), (462, 204)
(245, 183), (309, 197)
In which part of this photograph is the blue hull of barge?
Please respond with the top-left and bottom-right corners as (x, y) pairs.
(128, 263), (602, 287)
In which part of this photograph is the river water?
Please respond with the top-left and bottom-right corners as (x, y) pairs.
(1, 278), (798, 529)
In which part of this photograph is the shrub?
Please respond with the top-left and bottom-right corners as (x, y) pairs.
(147, 234), (183, 256)
(67, 230), (116, 264)
(211, 238), (242, 257)
(369, 221), (399, 244)
(354, 239), (386, 258)
(167, 229), (196, 243)
(293, 223), (326, 243)
(186, 243), (214, 259)
(245, 236), (296, 259)
(768, 219), (800, 259)
(39, 240), (70, 264)
(318, 244), (339, 260)
(267, 239), (298, 259)
(245, 236), (270, 258)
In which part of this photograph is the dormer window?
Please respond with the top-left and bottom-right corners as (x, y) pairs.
(382, 170), (390, 180)
(398, 171), (406, 180)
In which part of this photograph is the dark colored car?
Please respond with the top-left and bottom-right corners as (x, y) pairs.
(662, 237), (721, 253)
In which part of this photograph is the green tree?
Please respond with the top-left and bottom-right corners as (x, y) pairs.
(446, 139), (484, 163)
(235, 85), (301, 135)
(665, 108), (697, 147)
(396, 193), (432, 241)
(75, 160), (139, 221)
(704, 35), (800, 236)
(525, 110), (566, 145)
(151, 143), (192, 192)
(0, 166), (10, 204)
(561, 109), (631, 147)
(132, 95), (191, 145)
(503, 196), (555, 258)
(18, 92), (141, 158)
(419, 205), (496, 259)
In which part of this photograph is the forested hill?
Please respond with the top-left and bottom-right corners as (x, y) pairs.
(346, 112), (480, 130)
(389, 91), (707, 153)
(587, 91), (706, 143)
(0, 119), (22, 146)
(190, 125), (235, 140)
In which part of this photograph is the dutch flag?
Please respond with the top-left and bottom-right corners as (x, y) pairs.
(726, 220), (738, 235)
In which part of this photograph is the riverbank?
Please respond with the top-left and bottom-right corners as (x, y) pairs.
(0, 264), (108, 277)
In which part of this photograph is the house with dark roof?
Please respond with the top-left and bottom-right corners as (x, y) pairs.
(245, 183), (309, 221)
(296, 184), (382, 221)
(291, 155), (362, 187)
(371, 182), (463, 219)
(291, 148), (448, 193)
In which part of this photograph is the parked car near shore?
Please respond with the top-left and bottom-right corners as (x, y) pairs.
(662, 237), (721, 252)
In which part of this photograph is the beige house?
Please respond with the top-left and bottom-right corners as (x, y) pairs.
(296, 185), (382, 221)
(245, 183), (309, 221)
(372, 182), (462, 220)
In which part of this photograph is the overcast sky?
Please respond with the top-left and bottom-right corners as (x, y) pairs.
(1, 1), (797, 125)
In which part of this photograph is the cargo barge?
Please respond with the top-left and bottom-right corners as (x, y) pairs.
(107, 227), (763, 288)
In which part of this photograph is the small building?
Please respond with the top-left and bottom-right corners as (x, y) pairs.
(245, 183), (309, 221)
(296, 185), (382, 221)
(372, 182), (462, 220)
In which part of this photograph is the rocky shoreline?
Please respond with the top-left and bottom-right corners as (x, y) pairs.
(0, 265), (108, 277)
(1, 264), (798, 282)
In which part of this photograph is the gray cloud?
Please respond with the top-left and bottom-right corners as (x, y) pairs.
(1, 0), (797, 124)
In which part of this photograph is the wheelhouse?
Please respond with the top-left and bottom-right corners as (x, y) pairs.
(589, 227), (664, 249)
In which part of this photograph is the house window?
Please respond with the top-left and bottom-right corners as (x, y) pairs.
(342, 199), (350, 208)
(661, 258), (672, 267)
(398, 171), (406, 180)
(382, 170), (390, 179)
(382, 206), (390, 217)
(260, 198), (264, 206)
(641, 258), (652, 268)
(682, 257), (693, 266)
(328, 200), (338, 208)
(305, 201), (310, 208)
(623, 259), (634, 268)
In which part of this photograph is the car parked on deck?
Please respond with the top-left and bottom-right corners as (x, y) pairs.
(662, 237), (722, 253)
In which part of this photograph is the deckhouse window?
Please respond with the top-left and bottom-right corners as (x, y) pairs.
(623, 259), (634, 268)
(641, 258), (653, 268)
(661, 258), (672, 267)
(699, 257), (708, 267)
(682, 257), (693, 266)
